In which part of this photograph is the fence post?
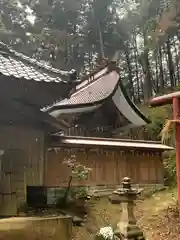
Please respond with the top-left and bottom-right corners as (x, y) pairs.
(109, 177), (145, 240)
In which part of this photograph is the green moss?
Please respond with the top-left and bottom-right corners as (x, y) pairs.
(121, 104), (172, 141)
(141, 105), (172, 140)
(124, 104), (176, 186)
(163, 150), (176, 186)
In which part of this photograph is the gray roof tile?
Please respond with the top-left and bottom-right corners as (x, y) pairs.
(0, 42), (76, 83)
(44, 71), (120, 111)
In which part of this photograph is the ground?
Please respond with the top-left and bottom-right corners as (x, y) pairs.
(72, 188), (178, 240)
(0, 188), (178, 240)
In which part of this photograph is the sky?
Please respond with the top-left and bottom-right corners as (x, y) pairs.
(16, 0), (143, 52)
(17, 1), (35, 24)
(17, 0), (139, 25)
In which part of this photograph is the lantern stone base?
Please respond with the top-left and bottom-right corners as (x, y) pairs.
(114, 223), (144, 239)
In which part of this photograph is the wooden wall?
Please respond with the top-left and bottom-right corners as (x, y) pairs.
(0, 125), (45, 214)
(45, 148), (164, 187)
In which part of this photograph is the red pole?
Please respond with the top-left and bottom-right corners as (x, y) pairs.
(173, 97), (180, 208)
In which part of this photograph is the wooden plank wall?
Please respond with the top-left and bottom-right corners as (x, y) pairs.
(0, 126), (44, 186)
(45, 148), (164, 187)
(0, 126), (45, 213)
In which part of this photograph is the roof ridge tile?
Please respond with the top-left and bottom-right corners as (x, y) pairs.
(0, 41), (76, 78)
(0, 41), (77, 84)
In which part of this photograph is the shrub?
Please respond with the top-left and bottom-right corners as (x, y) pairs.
(121, 105), (172, 141)
(71, 186), (89, 199)
(56, 154), (91, 208)
(163, 150), (176, 186)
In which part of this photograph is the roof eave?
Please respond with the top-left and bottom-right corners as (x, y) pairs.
(48, 135), (174, 151)
(118, 80), (151, 124)
(41, 113), (70, 132)
(43, 70), (120, 114)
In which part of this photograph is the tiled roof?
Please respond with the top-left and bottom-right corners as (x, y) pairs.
(0, 42), (76, 83)
(45, 71), (120, 111)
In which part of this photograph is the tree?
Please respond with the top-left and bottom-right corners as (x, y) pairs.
(1, 0), (180, 104)
(0, 1), (32, 48)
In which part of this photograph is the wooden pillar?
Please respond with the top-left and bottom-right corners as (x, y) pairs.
(150, 91), (180, 209)
(173, 97), (180, 208)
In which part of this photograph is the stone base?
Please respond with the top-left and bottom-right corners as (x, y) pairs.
(114, 223), (145, 240)
(114, 232), (145, 240)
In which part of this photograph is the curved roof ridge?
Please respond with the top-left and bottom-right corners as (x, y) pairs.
(0, 41), (76, 77)
(42, 70), (120, 112)
(0, 41), (78, 83)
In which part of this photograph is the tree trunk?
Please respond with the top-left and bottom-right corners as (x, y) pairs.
(173, 37), (180, 84)
(159, 46), (164, 93)
(155, 54), (159, 93)
(141, 32), (152, 102)
(166, 37), (175, 88)
(125, 44), (134, 99)
(97, 20), (105, 60)
(134, 33), (140, 102)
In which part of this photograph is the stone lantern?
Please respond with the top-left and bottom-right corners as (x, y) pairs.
(109, 177), (145, 240)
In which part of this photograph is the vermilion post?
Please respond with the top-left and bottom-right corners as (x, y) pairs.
(173, 97), (180, 208)
(150, 91), (180, 208)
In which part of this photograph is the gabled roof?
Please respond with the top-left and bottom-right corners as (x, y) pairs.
(43, 63), (150, 130)
(0, 42), (76, 83)
(45, 70), (119, 111)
